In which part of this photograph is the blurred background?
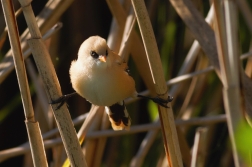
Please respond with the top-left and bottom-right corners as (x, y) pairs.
(0, 0), (252, 166)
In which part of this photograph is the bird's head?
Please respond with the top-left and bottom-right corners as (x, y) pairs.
(77, 36), (112, 69)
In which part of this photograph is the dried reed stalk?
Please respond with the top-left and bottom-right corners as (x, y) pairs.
(0, 113), (88, 163)
(106, 0), (156, 94)
(126, 51), (252, 105)
(0, 114), (227, 162)
(118, 8), (136, 62)
(130, 5), (215, 166)
(1, 0), (48, 166)
(25, 58), (52, 129)
(83, 107), (104, 167)
(0, 0), (72, 83)
(245, 45), (252, 77)
(131, 0), (183, 166)
(90, 112), (110, 167)
(106, 16), (123, 53)
(61, 114), (228, 138)
(169, 0), (220, 76)
(62, 105), (103, 167)
(17, 0), (87, 166)
(0, 23), (62, 83)
(169, 0), (252, 117)
(191, 127), (208, 167)
(179, 55), (209, 117)
(176, 128), (191, 167)
(0, 8), (22, 49)
(213, 0), (243, 166)
(235, 0), (252, 34)
(130, 130), (159, 167)
(170, 4), (214, 97)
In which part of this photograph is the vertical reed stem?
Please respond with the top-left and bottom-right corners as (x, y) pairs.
(213, 0), (243, 166)
(1, 0), (48, 166)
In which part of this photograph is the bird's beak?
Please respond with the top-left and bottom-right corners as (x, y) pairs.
(98, 55), (106, 62)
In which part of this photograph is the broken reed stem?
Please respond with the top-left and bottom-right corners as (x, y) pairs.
(18, 0), (87, 166)
(213, 0), (243, 166)
(1, 0), (48, 166)
(130, 0), (183, 166)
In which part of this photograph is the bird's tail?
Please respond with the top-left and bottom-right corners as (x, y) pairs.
(105, 101), (131, 131)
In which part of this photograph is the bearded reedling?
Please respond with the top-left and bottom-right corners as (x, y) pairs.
(51, 36), (173, 130)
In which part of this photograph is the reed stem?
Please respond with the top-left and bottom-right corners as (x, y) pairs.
(131, 0), (183, 166)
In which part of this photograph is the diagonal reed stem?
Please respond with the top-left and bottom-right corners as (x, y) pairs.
(130, 0), (183, 166)
(106, 0), (156, 94)
(0, 0), (73, 83)
(169, 0), (252, 117)
(17, 0), (87, 166)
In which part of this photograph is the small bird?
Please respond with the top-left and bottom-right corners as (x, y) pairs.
(70, 36), (136, 130)
(51, 36), (173, 131)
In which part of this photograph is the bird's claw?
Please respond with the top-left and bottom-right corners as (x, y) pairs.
(49, 92), (77, 110)
(50, 95), (68, 110)
(50, 95), (65, 104)
(151, 96), (173, 108)
(137, 94), (173, 108)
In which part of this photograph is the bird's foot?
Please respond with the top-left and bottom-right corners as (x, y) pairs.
(50, 92), (78, 110)
(137, 94), (173, 108)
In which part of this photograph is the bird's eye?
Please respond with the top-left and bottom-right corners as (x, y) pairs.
(90, 51), (99, 59)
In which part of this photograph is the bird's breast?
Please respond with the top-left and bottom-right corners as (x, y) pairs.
(70, 63), (135, 106)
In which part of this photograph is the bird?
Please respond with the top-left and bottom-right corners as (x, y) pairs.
(69, 36), (136, 130)
(51, 36), (173, 131)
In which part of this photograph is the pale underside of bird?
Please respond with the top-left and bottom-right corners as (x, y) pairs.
(51, 36), (173, 131)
